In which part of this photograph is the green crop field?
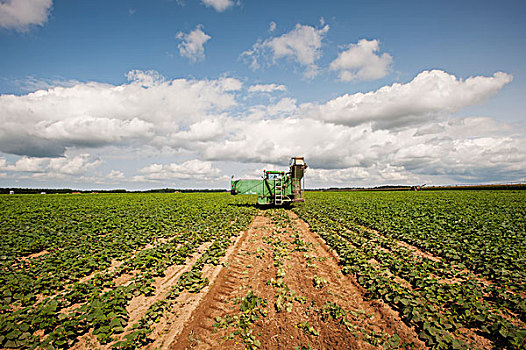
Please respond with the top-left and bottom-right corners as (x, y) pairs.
(294, 190), (526, 349)
(0, 193), (257, 349)
(1, 190), (525, 349)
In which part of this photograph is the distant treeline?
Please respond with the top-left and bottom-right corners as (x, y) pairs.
(422, 184), (526, 191)
(0, 188), (227, 194)
(2, 184), (524, 195)
(310, 184), (526, 192)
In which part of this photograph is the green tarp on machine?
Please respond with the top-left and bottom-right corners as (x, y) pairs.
(230, 157), (307, 206)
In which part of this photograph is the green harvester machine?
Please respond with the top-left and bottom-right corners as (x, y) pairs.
(230, 157), (307, 206)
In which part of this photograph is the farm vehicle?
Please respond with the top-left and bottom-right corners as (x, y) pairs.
(230, 157), (307, 206)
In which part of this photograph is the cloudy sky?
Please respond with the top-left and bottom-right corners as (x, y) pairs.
(1, 0), (525, 189)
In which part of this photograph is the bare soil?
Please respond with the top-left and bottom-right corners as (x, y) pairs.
(24, 209), (505, 350)
(168, 211), (425, 350)
(21, 249), (50, 260)
(66, 209), (503, 350)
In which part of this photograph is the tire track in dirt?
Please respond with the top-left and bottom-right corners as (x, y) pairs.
(147, 217), (264, 349)
(169, 215), (273, 349)
(297, 214), (504, 349)
(286, 211), (424, 349)
(170, 210), (424, 350)
(72, 218), (253, 350)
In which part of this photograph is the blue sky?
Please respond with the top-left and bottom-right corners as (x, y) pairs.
(1, 0), (525, 189)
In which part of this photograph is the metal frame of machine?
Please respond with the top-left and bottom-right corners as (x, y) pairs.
(230, 157), (307, 206)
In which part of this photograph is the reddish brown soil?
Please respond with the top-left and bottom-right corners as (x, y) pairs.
(16, 205), (517, 350)
(169, 211), (425, 350)
(21, 209), (507, 350)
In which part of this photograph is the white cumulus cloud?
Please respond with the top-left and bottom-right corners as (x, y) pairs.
(3, 156), (46, 172)
(302, 70), (513, 129)
(34, 116), (154, 147)
(47, 154), (100, 175)
(0, 70), (240, 157)
(201, 0), (234, 12)
(177, 25), (211, 62)
(1, 69), (522, 187)
(330, 39), (393, 81)
(242, 23), (329, 78)
(0, 154), (100, 176)
(198, 114), (525, 186)
(169, 116), (228, 145)
(0, 0), (52, 31)
(137, 159), (223, 181)
(107, 169), (125, 180)
(248, 83), (287, 93)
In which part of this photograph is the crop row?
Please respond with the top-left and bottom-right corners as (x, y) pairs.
(0, 193), (256, 349)
(293, 190), (526, 349)
(264, 209), (405, 349)
(313, 191), (526, 289)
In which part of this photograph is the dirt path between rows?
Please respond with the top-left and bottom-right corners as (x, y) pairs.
(167, 210), (425, 350)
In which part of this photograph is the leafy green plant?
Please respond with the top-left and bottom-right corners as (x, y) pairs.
(213, 290), (267, 350)
(293, 190), (526, 349)
(297, 322), (319, 336)
(0, 193), (257, 349)
(312, 275), (328, 289)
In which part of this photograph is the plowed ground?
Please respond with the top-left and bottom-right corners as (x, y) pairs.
(167, 209), (425, 350)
